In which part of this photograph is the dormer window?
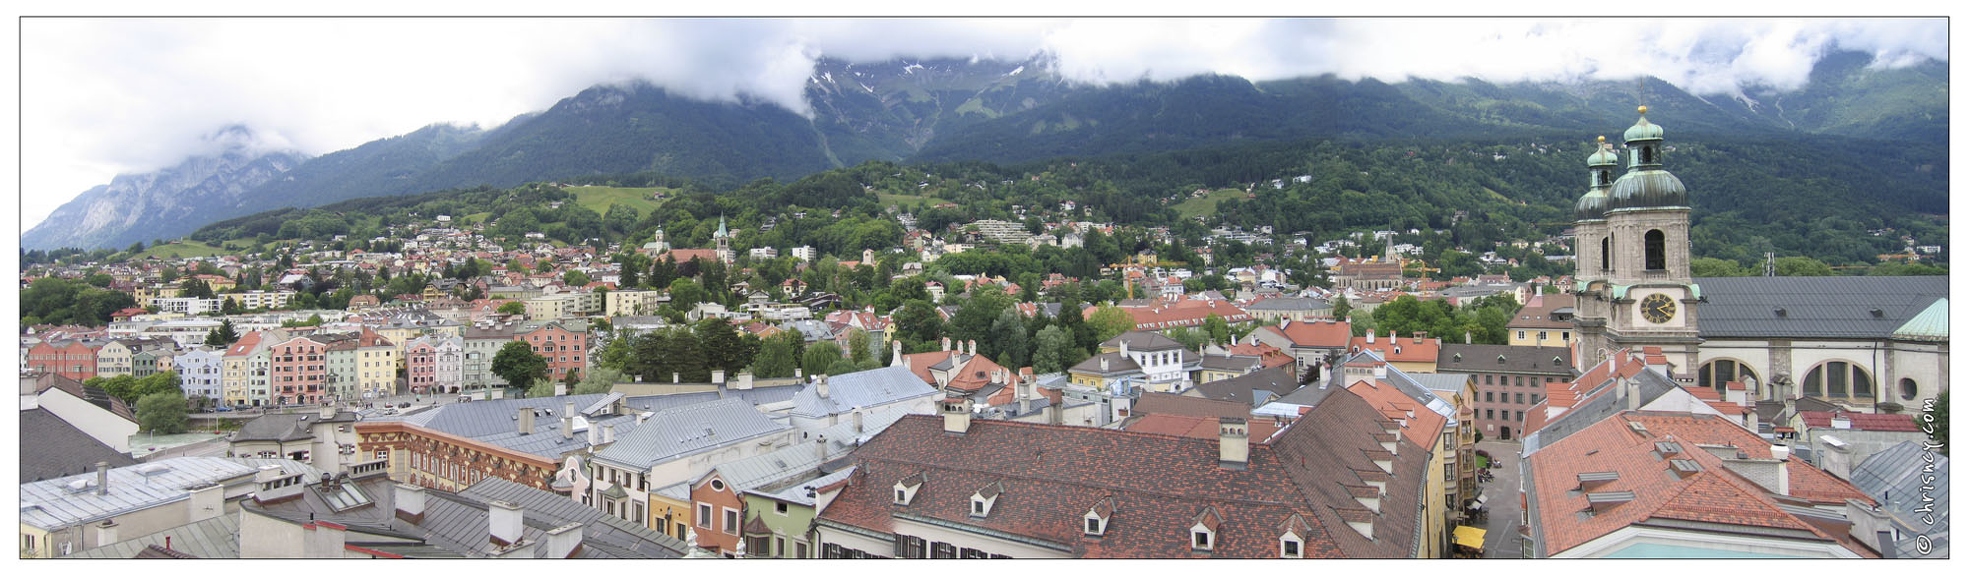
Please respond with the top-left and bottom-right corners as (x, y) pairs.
(1085, 496), (1114, 537)
(893, 472), (924, 506)
(1191, 506), (1222, 552)
(1280, 535), (1303, 558)
(970, 482), (1002, 518)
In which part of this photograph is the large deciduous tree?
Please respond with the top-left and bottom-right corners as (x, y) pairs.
(492, 340), (548, 393)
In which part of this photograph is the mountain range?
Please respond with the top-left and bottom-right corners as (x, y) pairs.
(20, 50), (1947, 251)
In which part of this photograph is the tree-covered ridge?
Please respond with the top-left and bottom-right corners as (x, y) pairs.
(182, 114), (1945, 272)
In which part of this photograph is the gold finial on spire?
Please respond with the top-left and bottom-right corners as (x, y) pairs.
(1597, 135), (1606, 143)
(1638, 105), (1648, 115)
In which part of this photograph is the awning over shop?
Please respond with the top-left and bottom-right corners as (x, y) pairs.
(1454, 525), (1487, 549)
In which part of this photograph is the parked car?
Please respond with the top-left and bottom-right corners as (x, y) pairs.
(215, 405), (234, 412)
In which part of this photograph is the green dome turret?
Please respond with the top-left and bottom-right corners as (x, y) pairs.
(1607, 106), (1686, 210)
(1587, 135), (1620, 167)
(1623, 105), (1664, 143)
(1576, 188), (1610, 221)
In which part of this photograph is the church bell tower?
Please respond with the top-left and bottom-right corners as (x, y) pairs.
(1572, 107), (1702, 374)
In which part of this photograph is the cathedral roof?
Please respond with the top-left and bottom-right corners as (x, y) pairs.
(1608, 170), (1688, 210)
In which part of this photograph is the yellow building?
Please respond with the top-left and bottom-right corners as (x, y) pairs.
(1507, 293), (1576, 348)
(355, 329), (398, 399)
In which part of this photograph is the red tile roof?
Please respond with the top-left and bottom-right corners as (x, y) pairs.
(1342, 380), (1447, 449)
(1124, 413), (1283, 443)
(819, 389), (1433, 558)
(1347, 333), (1441, 365)
(1797, 411), (1922, 433)
(1257, 319), (1352, 349)
(1527, 411), (1877, 557)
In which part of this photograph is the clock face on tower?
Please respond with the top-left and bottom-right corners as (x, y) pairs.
(1640, 294), (1677, 324)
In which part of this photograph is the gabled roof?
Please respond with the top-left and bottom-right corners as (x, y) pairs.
(18, 408), (139, 482)
(788, 366), (939, 419)
(35, 373), (139, 424)
(1694, 276), (1947, 340)
(1188, 366), (1302, 407)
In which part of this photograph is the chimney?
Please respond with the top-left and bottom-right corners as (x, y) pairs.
(733, 371), (754, 390)
(561, 401), (575, 440)
(1412, 332), (1423, 343)
(992, 369), (1006, 385)
(1047, 402), (1064, 426)
(672, 372), (680, 384)
(815, 435), (828, 464)
(853, 408), (865, 434)
(816, 374), (830, 399)
(603, 424), (616, 445)
(488, 500), (525, 547)
(711, 369), (725, 385)
(1100, 357), (1110, 372)
(255, 464), (284, 484)
(586, 417), (600, 445)
(942, 337), (951, 352)
(1280, 318), (1289, 329)
(554, 382), (568, 396)
(1366, 331), (1375, 344)
(891, 340), (904, 366)
(320, 403), (337, 419)
(95, 519), (119, 547)
(519, 407), (535, 435)
(96, 461), (111, 496)
(942, 398), (973, 434)
(188, 483), (224, 522)
(794, 368), (803, 381)
(544, 522), (584, 558)
(1218, 418), (1249, 469)
(395, 483), (426, 523)
(1831, 413), (1852, 430)
(1465, 331), (1472, 345)
(968, 340), (978, 356)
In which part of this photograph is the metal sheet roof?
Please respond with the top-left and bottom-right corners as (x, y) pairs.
(788, 366), (938, 419)
(1695, 277), (1947, 340)
(67, 513), (240, 559)
(1850, 441), (1950, 557)
(592, 397), (790, 469)
(20, 457), (257, 530)
(1892, 298), (1948, 341)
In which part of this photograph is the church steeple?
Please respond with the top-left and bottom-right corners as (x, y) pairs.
(713, 214), (733, 266)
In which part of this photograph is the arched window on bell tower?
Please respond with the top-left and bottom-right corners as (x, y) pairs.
(1644, 230), (1666, 271)
(1601, 237), (1612, 272)
(1597, 169), (1611, 186)
(1640, 145), (1655, 164)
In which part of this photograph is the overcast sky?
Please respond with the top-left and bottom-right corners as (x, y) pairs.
(15, 16), (1947, 231)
